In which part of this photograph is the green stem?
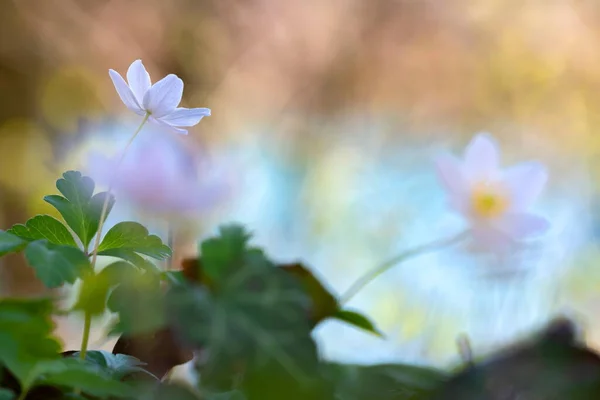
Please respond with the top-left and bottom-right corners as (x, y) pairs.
(79, 312), (92, 361)
(78, 113), (149, 361)
(340, 230), (470, 304)
(16, 389), (28, 400)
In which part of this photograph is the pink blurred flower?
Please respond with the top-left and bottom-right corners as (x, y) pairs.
(88, 130), (232, 215)
(109, 59), (210, 135)
(435, 133), (550, 251)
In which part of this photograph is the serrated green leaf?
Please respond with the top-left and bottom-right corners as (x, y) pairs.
(0, 231), (27, 256)
(24, 240), (92, 288)
(36, 358), (135, 398)
(326, 363), (447, 400)
(44, 170), (115, 248)
(74, 262), (139, 316)
(107, 270), (166, 335)
(200, 224), (252, 282)
(68, 350), (155, 381)
(166, 261), (319, 392)
(8, 215), (77, 247)
(98, 222), (172, 262)
(0, 389), (14, 400)
(331, 309), (384, 337)
(0, 298), (62, 389)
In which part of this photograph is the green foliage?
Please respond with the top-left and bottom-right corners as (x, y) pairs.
(36, 358), (136, 398)
(44, 171), (115, 249)
(199, 224), (252, 282)
(24, 240), (91, 288)
(8, 215), (77, 247)
(327, 363), (446, 400)
(0, 389), (13, 400)
(332, 309), (384, 337)
(0, 231), (27, 256)
(74, 262), (138, 316)
(0, 298), (62, 390)
(107, 269), (166, 335)
(69, 351), (154, 381)
(98, 221), (172, 263)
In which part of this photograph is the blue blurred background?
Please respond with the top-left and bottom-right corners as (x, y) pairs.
(2, 0), (600, 371)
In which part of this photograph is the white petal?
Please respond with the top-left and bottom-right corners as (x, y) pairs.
(495, 212), (550, 240)
(108, 69), (144, 115)
(469, 224), (515, 254)
(159, 107), (211, 127)
(149, 116), (188, 135)
(126, 59), (151, 105)
(464, 133), (500, 181)
(503, 161), (548, 211)
(434, 153), (468, 213)
(142, 74), (183, 118)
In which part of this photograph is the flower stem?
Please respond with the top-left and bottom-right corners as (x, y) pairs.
(339, 230), (470, 304)
(78, 113), (149, 361)
(79, 312), (92, 361)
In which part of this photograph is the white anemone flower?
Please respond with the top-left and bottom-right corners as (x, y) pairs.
(109, 59), (211, 134)
(435, 133), (550, 251)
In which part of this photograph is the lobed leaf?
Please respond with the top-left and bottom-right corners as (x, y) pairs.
(8, 215), (77, 247)
(44, 171), (115, 249)
(98, 221), (172, 262)
(24, 240), (91, 288)
(0, 231), (27, 257)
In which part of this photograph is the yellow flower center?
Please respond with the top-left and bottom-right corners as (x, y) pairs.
(471, 182), (508, 218)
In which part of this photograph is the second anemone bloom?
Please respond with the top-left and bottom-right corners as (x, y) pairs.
(435, 133), (550, 251)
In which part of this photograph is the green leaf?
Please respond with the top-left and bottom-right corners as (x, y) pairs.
(166, 256), (322, 394)
(36, 358), (135, 398)
(331, 309), (384, 337)
(44, 170), (115, 248)
(132, 382), (201, 400)
(0, 298), (62, 389)
(0, 231), (27, 256)
(107, 270), (166, 335)
(68, 350), (154, 381)
(24, 240), (91, 288)
(326, 363), (447, 400)
(74, 262), (139, 316)
(8, 215), (77, 247)
(98, 221), (172, 262)
(200, 224), (252, 282)
(0, 388), (14, 400)
(279, 263), (339, 326)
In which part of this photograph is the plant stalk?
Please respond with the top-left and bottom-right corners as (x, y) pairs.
(79, 113), (149, 361)
(340, 230), (470, 304)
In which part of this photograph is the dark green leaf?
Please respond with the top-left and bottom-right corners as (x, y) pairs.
(200, 224), (251, 282)
(279, 263), (338, 326)
(132, 382), (201, 400)
(68, 350), (154, 381)
(0, 231), (27, 256)
(74, 262), (138, 316)
(24, 240), (91, 288)
(331, 309), (384, 337)
(44, 171), (115, 248)
(98, 222), (171, 262)
(167, 258), (321, 393)
(0, 388), (14, 400)
(0, 298), (62, 389)
(37, 358), (135, 398)
(326, 363), (447, 400)
(8, 215), (77, 247)
(107, 270), (166, 335)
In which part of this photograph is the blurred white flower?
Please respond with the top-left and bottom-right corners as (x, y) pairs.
(88, 129), (232, 215)
(435, 133), (550, 251)
(109, 59), (211, 135)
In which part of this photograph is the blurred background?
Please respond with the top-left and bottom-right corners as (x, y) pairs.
(2, 0), (600, 373)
